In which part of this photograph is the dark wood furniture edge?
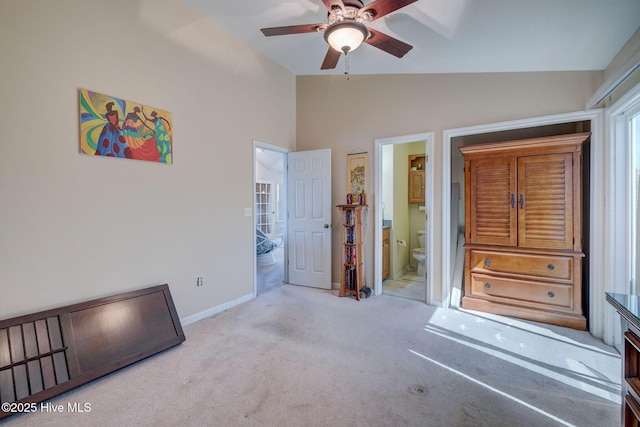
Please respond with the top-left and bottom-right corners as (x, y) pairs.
(607, 293), (640, 332)
(0, 284), (185, 420)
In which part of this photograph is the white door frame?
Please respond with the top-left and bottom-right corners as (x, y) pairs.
(441, 110), (606, 338)
(605, 81), (640, 348)
(253, 140), (289, 297)
(374, 132), (435, 302)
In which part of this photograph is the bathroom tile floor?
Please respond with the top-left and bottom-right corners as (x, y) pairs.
(382, 269), (425, 301)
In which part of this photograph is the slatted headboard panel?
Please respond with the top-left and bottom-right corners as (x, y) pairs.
(0, 316), (69, 404)
(0, 284), (184, 419)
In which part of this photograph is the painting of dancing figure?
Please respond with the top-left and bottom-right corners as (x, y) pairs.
(80, 89), (172, 164)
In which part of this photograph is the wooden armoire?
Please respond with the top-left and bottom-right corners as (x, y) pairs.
(459, 133), (590, 330)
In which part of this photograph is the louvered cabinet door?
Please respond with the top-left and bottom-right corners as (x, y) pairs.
(517, 153), (574, 249)
(468, 157), (517, 246)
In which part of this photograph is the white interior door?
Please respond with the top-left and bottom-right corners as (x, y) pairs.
(287, 149), (332, 288)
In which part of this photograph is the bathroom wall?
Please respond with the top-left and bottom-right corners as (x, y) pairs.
(382, 144), (394, 222)
(390, 141), (426, 275)
(406, 142), (427, 269)
(392, 143), (410, 277)
(409, 205), (425, 269)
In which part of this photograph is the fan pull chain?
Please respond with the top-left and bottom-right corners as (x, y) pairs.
(344, 51), (350, 80)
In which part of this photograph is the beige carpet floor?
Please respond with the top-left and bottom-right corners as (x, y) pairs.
(1, 285), (620, 426)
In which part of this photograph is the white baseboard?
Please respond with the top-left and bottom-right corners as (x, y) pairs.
(180, 293), (254, 326)
(392, 264), (412, 280)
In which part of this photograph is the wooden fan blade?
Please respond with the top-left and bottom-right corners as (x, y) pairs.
(322, 0), (345, 13)
(321, 47), (342, 70)
(359, 0), (418, 22)
(261, 24), (325, 36)
(365, 28), (413, 58)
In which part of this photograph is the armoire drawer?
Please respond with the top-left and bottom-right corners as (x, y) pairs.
(470, 250), (573, 281)
(470, 273), (573, 308)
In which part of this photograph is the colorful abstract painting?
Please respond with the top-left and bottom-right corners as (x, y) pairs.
(79, 89), (173, 164)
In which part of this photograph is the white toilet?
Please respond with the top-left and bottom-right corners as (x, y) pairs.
(412, 230), (426, 276)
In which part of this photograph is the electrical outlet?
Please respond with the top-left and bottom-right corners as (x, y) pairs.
(196, 277), (203, 287)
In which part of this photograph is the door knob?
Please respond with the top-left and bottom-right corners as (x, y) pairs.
(324, 224), (330, 229)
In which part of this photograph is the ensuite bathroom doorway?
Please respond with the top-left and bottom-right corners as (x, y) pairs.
(254, 144), (286, 295)
(379, 137), (432, 302)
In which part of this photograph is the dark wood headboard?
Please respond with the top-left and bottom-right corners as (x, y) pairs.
(0, 284), (185, 419)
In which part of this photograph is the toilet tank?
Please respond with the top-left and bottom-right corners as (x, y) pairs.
(417, 230), (425, 248)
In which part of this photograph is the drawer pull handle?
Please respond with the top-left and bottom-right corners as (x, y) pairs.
(485, 258), (491, 267)
(484, 283), (491, 289)
(547, 264), (555, 270)
(547, 291), (555, 298)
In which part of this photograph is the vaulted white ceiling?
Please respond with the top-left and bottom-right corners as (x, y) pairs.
(182, 0), (640, 76)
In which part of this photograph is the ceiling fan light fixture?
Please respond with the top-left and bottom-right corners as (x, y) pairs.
(324, 21), (368, 53)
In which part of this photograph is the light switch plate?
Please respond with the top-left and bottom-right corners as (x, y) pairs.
(244, 207), (252, 217)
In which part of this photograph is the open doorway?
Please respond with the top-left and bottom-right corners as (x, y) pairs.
(374, 133), (434, 303)
(254, 142), (287, 295)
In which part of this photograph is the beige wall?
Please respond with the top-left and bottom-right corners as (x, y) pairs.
(602, 27), (640, 107)
(296, 72), (602, 292)
(605, 27), (640, 83)
(0, 0), (295, 319)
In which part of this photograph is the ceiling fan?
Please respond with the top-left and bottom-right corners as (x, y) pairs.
(261, 0), (418, 70)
